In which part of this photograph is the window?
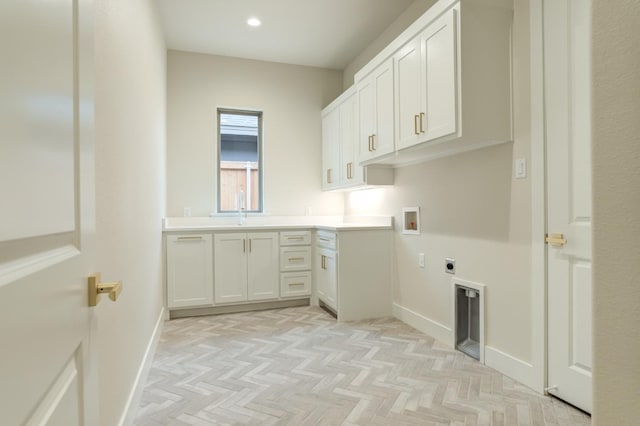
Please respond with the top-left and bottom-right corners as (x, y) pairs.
(217, 109), (263, 213)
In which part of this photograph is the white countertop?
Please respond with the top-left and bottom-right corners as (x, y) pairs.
(163, 215), (393, 232)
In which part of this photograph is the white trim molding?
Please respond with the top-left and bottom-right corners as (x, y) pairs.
(120, 307), (165, 426)
(530, 0), (547, 395)
(485, 346), (536, 390)
(392, 302), (452, 345)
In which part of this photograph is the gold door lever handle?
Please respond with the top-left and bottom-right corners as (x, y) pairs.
(545, 233), (567, 247)
(88, 273), (123, 306)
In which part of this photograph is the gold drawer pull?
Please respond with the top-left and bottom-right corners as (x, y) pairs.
(289, 282), (305, 287)
(288, 257), (305, 262)
(287, 236), (304, 240)
(177, 236), (202, 241)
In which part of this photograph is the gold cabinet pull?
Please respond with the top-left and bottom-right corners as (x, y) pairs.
(327, 169), (332, 184)
(420, 112), (425, 133)
(289, 282), (305, 287)
(243, 239), (246, 253)
(414, 114), (420, 135)
(371, 134), (376, 151)
(249, 239), (252, 252)
(289, 257), (305, 262)
(545, 233), (567, 247)
(177, 236), (202, 241)
(346, 162), (353, 179)
(287, 236), (304, 241)
(368, 135), (372, 152)
(88, 273), (122, 307)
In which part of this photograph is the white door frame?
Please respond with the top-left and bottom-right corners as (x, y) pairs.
(530, 0), (548, 395)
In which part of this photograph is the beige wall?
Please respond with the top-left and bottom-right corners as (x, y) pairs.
(591, 0), (640, 423)
(95, 0), (166, 424)
(345, 0), (532, 362)
(166, 51), (345, 217)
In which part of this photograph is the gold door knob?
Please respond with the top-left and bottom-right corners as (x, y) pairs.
(545, 233), (567, 247)
(88, 273), (122, 306)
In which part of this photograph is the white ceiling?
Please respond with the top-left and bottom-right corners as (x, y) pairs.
(156, 0), (416, 70)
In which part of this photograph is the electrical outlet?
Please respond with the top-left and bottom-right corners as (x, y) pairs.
(183, 207), (191, 217)
(418, 253), (425, 268)
(445, 258), (456, 274)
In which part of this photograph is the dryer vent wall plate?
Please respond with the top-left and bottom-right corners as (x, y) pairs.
(445, 258), (456, 274)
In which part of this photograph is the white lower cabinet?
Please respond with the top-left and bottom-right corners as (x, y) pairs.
(214, 232), (279, 304)
(166, 234), (213, 308)
(279, 230), (312, 298)
(314, 229), (392, 321)
(280, 271), (312, 299)
(315, 247), (337, 311)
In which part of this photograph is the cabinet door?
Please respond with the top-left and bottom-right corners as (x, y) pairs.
(316, 248), (337, 310)
(166, 234), (213, 308)
(339, 92), (362, 186)
(359, 58), (395, 162)
(373, 58), (395, 158)
(395, 36), (423, 150)
(357, 76), (375, 162)
(214, 233), (247, 304)
(321, 107), (340, 190)
(247, 232), (279, 301)
(421, 9), (457, 142)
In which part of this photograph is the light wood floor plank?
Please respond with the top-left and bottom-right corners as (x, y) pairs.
(135, 306), (590, 425)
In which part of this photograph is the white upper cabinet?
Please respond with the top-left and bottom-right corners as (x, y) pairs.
(396, 10), (457, 150)
(321, 105), (340, 190)
(339, 92), (361, 186)
(322, 87), (393, 190)
(358, 58), (395, 162)
(355, 0), (513, 167)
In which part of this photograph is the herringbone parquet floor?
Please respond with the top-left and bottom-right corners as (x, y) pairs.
(134, 306), (591, 425)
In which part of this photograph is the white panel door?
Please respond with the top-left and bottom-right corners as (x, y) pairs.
(545, 0), (592, 413)
(0, 0), (97, 424)
(166, 234), (213, 308)
(421, 9), (457, 142)
(247, 232), (279, 301)
(214, 233), (247, 304)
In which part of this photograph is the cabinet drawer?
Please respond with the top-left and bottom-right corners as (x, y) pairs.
(280, 246), (311, 271)
(315, 230), (337, 250)
(279, 230), (311, 246)
(280, 271), (311, 298)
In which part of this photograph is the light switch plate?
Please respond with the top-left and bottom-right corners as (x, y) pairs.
(515, 158), (527, 179)
(418, 253), (425, 268)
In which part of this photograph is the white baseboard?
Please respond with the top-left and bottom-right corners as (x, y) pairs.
(485, 345), (535, 390)
(392, 302), (452, 346)
(119, 307), (165, 426)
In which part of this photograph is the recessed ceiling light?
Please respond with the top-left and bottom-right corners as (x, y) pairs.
(247, 17), (261, 27)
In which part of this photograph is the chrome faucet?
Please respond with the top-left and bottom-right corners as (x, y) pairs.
(238, 190), (246, 225)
